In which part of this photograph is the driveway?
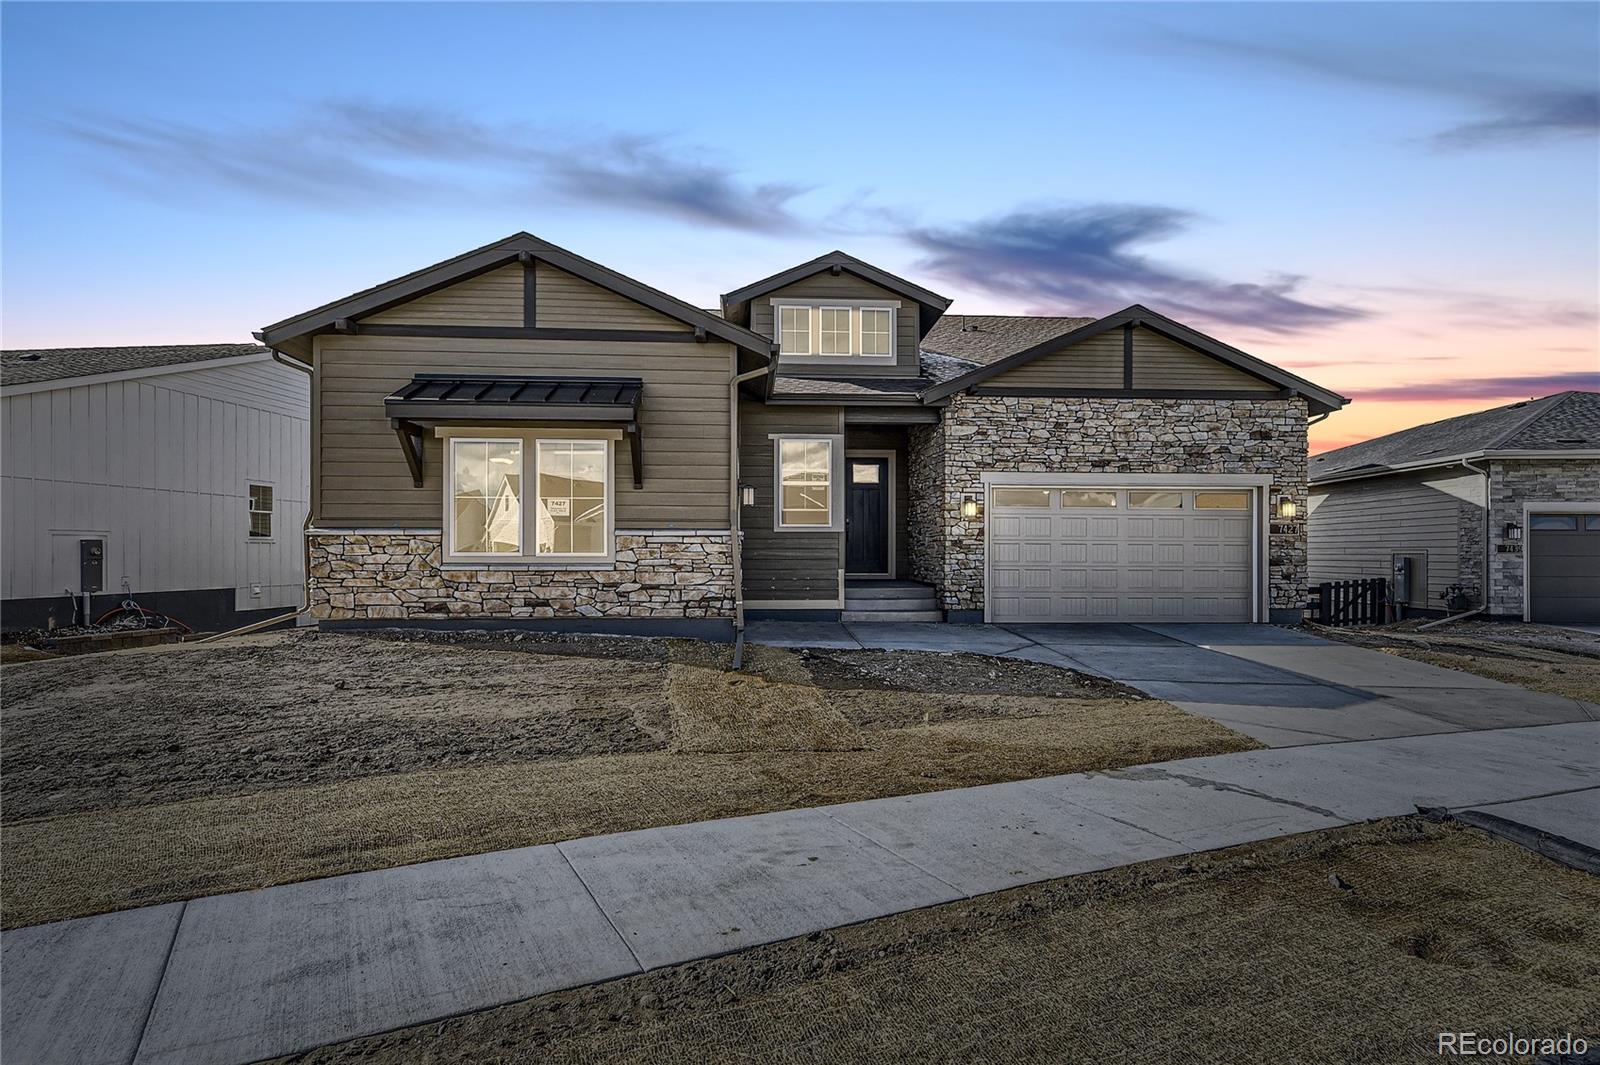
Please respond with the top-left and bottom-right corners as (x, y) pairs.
(747, 621), (1599, 747)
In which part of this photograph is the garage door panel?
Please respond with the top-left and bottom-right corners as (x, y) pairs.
(1528, 518), (1599, 624)
(991, 485), (1255, 623)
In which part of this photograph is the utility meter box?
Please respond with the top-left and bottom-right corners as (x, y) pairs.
(79, 538), (105, 594)
(1391, 554), (1415, 606)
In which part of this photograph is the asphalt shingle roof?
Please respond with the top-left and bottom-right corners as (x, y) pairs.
(921, 314), (1095, 366)
(769, 375), (931, 398)
(1310, 391), (1600, 482)
(1, 343), (267, 387)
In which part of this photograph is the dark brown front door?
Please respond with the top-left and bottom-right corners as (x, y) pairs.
(845, 458), (889, 575)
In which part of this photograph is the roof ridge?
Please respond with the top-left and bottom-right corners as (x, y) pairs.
(1484, 390), (1578, 450)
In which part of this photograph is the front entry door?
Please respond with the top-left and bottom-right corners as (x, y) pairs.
(845, 458), (889, 575)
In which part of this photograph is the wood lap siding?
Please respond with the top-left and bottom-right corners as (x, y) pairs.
(1131, 329), (1277, 391)
(1307, 471), (1478, 606)
(739, 400), (842, 602)
(362, 264), (523, 326)
(752, 274), (919, 378)
(535, 263), (691, 331)
(987, 333), (1124, 389)
(314, 336), (730, 529)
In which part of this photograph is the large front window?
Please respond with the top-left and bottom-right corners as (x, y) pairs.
(451, 439), (522, 555)
(819, 307), (852, 355)
(777, 437), (833, 528)
(537, 440), (608, 556)
(779, 305), (811, 354)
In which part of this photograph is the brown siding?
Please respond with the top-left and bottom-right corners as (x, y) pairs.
(535, 263), (690, 331)
(313, 335), (730, 529)
(986, 332), (1124, 389)
(1307, 470), (1479, 607)
(1131, 328), (1277, 391)
(752, 273), (919, 378)
(362, 264), (523, 326)
(739, 400), (843, 602)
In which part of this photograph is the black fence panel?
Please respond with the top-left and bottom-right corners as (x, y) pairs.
(1311, 578), (1389, 626)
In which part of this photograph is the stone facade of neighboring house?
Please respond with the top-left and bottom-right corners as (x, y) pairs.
(1485, 458), (1600, 617)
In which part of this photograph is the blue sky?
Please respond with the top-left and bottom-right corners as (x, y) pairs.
(3, 1), (1596, 447)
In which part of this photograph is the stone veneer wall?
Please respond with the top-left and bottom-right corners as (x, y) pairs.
(1486, 459), (1600, 617)
(307, 531), (733, 621)
(916, 395), (1311, 616)
(906, 423), (946, 590)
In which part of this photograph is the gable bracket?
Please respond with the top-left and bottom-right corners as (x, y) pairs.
(519, 251), (537, 329)
(391, 419), (426, 488)
(1122, 322), (1134, 389)
(626, 421), (644, 489)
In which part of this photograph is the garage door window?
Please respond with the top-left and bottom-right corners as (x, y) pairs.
(1588, 516), (1600, 531)
(1129, 490), (1184, 509)
(992, 488), (1050, 507)
(1194, 491), (1250, 510)
(1530, 514), (1579, 531)
(1059, 491), (1117, 508)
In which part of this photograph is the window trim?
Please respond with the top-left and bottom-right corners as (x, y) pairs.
(770, 433), (845, 533)
(769, 299), (898, 365)
(437, 427), (618, 567)
(246, 481), (276, 543)
(777, 304), (813, 356)
(446, 437), (527, 559)
(858, 306), (893, 358)
(818, 305), (853, 356)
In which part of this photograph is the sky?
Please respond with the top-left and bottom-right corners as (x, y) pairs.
(2, 1), (1596, 453)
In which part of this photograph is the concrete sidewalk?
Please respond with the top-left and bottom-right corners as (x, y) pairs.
(4, 722), (1596, 1065)
(748, 620), (1599, 746)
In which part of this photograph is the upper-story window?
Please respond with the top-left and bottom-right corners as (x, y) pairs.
(771, 300), (897, 364)
(779, 305), (812, 354)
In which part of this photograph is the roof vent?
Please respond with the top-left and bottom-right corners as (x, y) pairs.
(17, 353), (41, 362)
(1508, 401), (1528, 409)
(1555, 437), (1587, 444)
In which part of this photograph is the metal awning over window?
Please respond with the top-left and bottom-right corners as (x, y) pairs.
(384, 374), (645, 489)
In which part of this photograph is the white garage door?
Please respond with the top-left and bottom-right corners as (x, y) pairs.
(988, 486), (1256, 623)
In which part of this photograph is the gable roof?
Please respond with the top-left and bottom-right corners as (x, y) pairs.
(922, 314), (1096, 366)
(257, 232), (777, 362)
(719, 250), (953, 333)
(1310, 391), (1600, 484)
(919, 304), (1349, 414)
(2, 343), (267, 388)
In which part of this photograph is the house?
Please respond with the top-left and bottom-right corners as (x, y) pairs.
(1308, 391), (1600, 624)
(256, 232), (1347, 636)
(1, 344), (310, 632)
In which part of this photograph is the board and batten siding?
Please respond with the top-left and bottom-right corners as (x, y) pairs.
(986, 326), (1278, 392)
(739, 400), (843, 603)
(751, 273), (920, 379)
(1307, 469), (1481, 607)
(1, 357), (310, 611)
(313, 335), (732, 529)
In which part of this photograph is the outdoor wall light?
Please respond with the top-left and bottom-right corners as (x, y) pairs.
(739, 484), (756, 507)
(1277, 498), (1298, 519)
(1504, 522), (1522, 541)
(961, 498), (980, 519)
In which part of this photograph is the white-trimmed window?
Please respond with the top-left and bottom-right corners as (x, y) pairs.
(247, 484), (273, 538)
(778, 305), (812, 354)
(450, 439), (523, 555)
(775, 437), (836, 529)
(860, 307), (892, 356)
(536, 440), (609, 557)
(819, 307), (852, 355)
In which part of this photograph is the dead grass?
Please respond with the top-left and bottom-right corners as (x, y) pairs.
(1317, 621), (1600, 703)
(283, 818), (1600, 1065)
(1, 631), (1254, 928)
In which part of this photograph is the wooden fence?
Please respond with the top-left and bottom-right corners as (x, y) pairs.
(1311, 578), (1389, 626)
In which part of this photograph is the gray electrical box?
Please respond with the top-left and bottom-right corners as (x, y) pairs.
(79, 539), (105, 594)
(1391, 553), (1427, 607)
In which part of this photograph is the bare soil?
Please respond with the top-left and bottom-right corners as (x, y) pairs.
(281, 818), (1600, 1065)
(1315, 620), (1600, 703)
(2, 630), (1251, 927)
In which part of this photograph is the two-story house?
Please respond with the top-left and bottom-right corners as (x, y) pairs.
(257, 232), (1346, 637)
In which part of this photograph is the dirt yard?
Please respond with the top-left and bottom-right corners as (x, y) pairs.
(1315, 620), (1600, 702)
(281, 817), (1600, 1065)
(1, 630), (1253, 927)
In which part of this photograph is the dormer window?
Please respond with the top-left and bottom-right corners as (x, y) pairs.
(770, 299), (898, 364)
(779, 305), (812, 354)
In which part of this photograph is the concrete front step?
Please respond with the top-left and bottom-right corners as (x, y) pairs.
(841, 609), (945, 622)
(842, 581), (936, 600)
(844, 597), (939, 612)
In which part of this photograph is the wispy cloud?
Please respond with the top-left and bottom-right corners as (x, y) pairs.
(57, 100), (808, 231)
(1353, 371), (1600, 403)
(905, 204), (1367, 334)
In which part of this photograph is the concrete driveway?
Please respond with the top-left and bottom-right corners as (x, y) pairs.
(746, 620), (1599, 747)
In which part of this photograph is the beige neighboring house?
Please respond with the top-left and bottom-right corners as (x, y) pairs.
(1309, 391), (1600, 623)
(255, 231), (1347, 637)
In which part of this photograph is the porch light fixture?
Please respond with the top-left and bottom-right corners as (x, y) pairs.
(1277, 498), (1298, 519)
(961, 498), (980, 519)
(1504, 521), (1522, 541)
(739, 484), (756, 507)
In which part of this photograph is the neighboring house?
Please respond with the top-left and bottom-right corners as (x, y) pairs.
(257, 232), (1346, 636)
(1308, 391), (1600, 624)
(1, 344), (310, 631)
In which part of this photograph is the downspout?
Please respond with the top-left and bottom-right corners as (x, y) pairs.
(729, 359), (771, 671)
(1420, 456), (1490, 630)
(202, 346), (315, 642)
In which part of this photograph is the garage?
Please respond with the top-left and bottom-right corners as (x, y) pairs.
(1527, 512), (1600, 624)
(987, 484), (1259, 623)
